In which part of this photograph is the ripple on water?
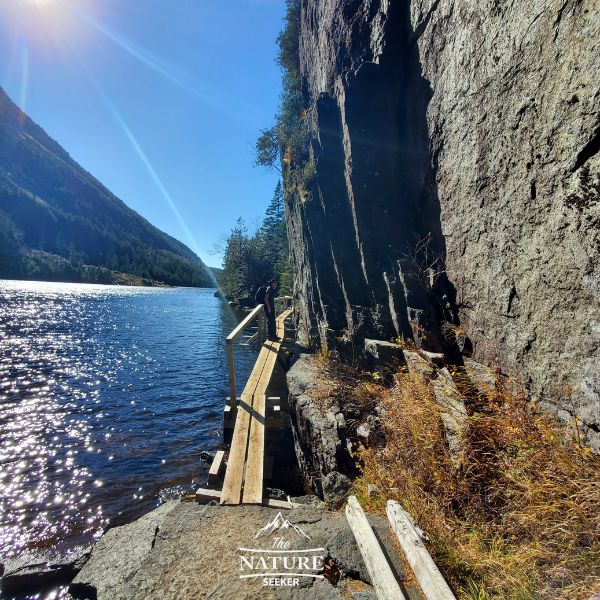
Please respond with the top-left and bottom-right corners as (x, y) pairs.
(0, 280), (256, 561)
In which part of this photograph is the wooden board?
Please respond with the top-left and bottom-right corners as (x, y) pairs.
(220, 341), (274, 504)
(226, 304), (263, 342)
(241, 394), (267, 504)
(220, 392), (255, 504)
(221, 308), (293, 506)
(345, 496), (406, 600)
(386, 501), (455, 600)
(208, 450), (225, 485)
(264, 497), (299, 509)
(226, 342), (236, 406)
(196, 487), (299, 509)
(196, 487), (222, 504)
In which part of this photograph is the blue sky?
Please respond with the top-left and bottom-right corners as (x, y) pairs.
(0, 0), (284, 267)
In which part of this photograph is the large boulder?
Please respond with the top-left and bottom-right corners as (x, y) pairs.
(1, 547), (90, 596)
(71, 500), (179, 599)
(287, 355), (355, 494)
(68, 498), (420, 599)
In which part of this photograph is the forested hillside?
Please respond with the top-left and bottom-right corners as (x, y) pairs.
(0, 87), (212, 287)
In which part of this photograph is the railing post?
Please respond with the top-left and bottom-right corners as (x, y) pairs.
(259, 309), (266, 343)
(226, 339), (237, 405)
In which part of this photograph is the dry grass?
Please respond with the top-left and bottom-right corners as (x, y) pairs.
(312, 349), (380, 417)
(346, 365), (600, 600)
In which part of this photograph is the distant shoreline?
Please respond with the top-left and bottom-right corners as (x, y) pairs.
(0, 277), (218, 290)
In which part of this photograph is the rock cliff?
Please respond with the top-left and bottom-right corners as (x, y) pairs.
(286, 0), (600, 448)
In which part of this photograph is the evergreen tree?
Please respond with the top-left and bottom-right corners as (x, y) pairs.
(220, 182), (293, 302)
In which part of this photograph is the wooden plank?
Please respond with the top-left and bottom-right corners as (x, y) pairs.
(386, 501), (455, 600)
(277, 308), (293, 327)
(196, 487), (222, 504)
(208, 450), (225, 485)
(196, 487), (302, 509)
(240, 341), (274, 396)
(241, 394), (267, 503)
(254, 344), (279, 397)
(345, 496), (406, 600)
(220, 393), (254, 504)
(220, 342), (275, 505)
(226, 341), (237, 407)
(264, 497), (299, 509)
(226, 304), (263, 343)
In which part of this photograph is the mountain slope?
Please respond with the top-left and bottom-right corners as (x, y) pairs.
(0, 86), (212, 287)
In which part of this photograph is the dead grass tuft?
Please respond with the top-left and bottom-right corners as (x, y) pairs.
(312, 349), (382, 417)
(349, 366), (600, 600)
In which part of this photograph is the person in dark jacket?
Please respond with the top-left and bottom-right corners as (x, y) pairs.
(263, 279), (279, 341)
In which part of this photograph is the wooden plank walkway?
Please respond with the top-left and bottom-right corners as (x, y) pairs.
(220, 308), (292, 505)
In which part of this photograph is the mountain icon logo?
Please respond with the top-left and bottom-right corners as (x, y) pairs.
(254, 512), (311, 540)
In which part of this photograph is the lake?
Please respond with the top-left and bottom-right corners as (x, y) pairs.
(0, 281), (258, 562)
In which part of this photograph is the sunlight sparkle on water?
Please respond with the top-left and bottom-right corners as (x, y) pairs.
(0, 280), (256, 563)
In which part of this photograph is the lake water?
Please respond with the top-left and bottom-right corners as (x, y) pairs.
(0, 281), (258, 562)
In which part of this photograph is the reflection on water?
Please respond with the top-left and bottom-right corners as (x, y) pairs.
(0, 280), (255, 561)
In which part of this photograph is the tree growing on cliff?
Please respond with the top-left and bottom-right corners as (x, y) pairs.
(255, 126), (280, 172)
(255, 0), (308, 177)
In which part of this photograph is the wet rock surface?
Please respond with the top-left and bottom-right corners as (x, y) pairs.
(1, 547), (90, 596)
(289, 0), (600, 448)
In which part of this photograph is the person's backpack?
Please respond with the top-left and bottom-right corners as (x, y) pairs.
(254, 285), (267, 306)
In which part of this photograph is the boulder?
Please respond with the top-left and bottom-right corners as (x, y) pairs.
(287, 355), (355, 490)
(430, 368), (469, 467)
(70, 500), (179, 599)
(322, 471), (353, 510)
(1, 547), (90, 596)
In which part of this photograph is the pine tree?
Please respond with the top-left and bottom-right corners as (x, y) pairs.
(220, 182), (293, 302)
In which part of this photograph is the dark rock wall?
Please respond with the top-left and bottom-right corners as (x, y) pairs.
(287, 0), (600, 448)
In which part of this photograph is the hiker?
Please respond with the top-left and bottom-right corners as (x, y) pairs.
(263, 279), (279, 341)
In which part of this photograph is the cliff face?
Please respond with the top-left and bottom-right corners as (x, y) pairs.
(287, 0), (600, 448)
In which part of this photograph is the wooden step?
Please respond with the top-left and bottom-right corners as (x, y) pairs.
(208, 450), (225, 485)
(196, 487), (300, 509)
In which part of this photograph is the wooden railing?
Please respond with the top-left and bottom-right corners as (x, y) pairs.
(225, 296), (292, 403)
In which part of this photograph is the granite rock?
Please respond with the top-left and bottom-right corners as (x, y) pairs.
(287, 0), (599, 449)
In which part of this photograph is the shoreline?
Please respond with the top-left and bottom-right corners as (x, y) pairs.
(0, 277), (219, 290)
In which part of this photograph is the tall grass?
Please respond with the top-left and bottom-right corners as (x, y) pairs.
(343, 364), (600, 599)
